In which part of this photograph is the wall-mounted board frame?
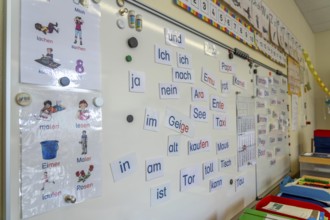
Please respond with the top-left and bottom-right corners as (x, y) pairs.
(4, 0), (289, 219)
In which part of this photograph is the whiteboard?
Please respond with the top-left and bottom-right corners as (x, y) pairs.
(254, 67), (290, 197)
(4, 0), (288, 219)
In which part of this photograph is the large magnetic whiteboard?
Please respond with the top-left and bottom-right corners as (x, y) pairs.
(254, 67), (290, 197)
(5, 0), (289, 219)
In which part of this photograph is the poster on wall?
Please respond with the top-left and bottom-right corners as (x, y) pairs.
(175, 0), (287, 66)
(175, 0), (257, 49)
(20, 0), (101, 90)
(268, 11), (279, 46)
(240, 0), (253, 23)
(236, 96), (256, 171)
(287, 56), (301, 96)
(251, 0), (262, 35)
(291, 94), (299, 130)
(19, 88), (102, 218)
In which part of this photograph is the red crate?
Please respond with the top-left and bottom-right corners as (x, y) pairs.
(256, 195), (330, 220)
(314, 129), (330, 138)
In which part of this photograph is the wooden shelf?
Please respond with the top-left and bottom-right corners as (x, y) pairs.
(299, 155), (330, 165)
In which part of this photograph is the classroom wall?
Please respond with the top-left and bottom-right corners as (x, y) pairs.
(1, 1), (318, 219)
(138, 0), (315, 179)
(315, 31), (330, 129)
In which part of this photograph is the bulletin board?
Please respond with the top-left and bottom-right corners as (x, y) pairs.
(4, 0), (289, 219)
(288, 56), (301, 96)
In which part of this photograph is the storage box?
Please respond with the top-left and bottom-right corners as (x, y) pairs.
(240, 208), (296, 220)
(256, 195), (330, 220)
(314, 130), (330, 153)
(280, 175), (330, 204)
(299, 154), (330, 178)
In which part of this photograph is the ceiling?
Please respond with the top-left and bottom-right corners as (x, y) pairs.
(294, 0), (330, 33)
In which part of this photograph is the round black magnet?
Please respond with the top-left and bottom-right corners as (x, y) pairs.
(127, 115), (134, 123)
(229, 179), (233, 185)
(59, 77), (70, 86)
(127, 37), (138, 48)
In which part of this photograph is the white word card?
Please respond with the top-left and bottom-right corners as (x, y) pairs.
(221, 80), (230, 94)
(203, 159), (217, 180)
(164, 108), (195, 137)
(155, 44), (173, 66)
(159, 83), (180, 99)
(165, 28), (185, 48)
(177, 52), (192, 69)
(145, 157), (164, 181)
(201, 68), (217, 89)
(110, 153), (138, 182)
(210, 95), (227, 112)
(188, 137), (211, 155)
(144, 107), (160, 132)
(235, 175), (246, 192)
(172, 67), (194, 84)
(129, 70), (146, 93)
(219, 155), (236, 172)
(167, 135), (181, 156)
(209, 176), (224, 192)
(190, 105), (208, 122)
(213, 113), (228, 129)
(233, 75), (246, 89)
(180, 165), (202, 191)
(216, 139), (230, 154)
(150, 182), (171, 207)
(191, 87), (208, 102)
(220, 60), (236, 74)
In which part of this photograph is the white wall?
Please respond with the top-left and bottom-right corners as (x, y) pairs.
(315, 31), (330, 129)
